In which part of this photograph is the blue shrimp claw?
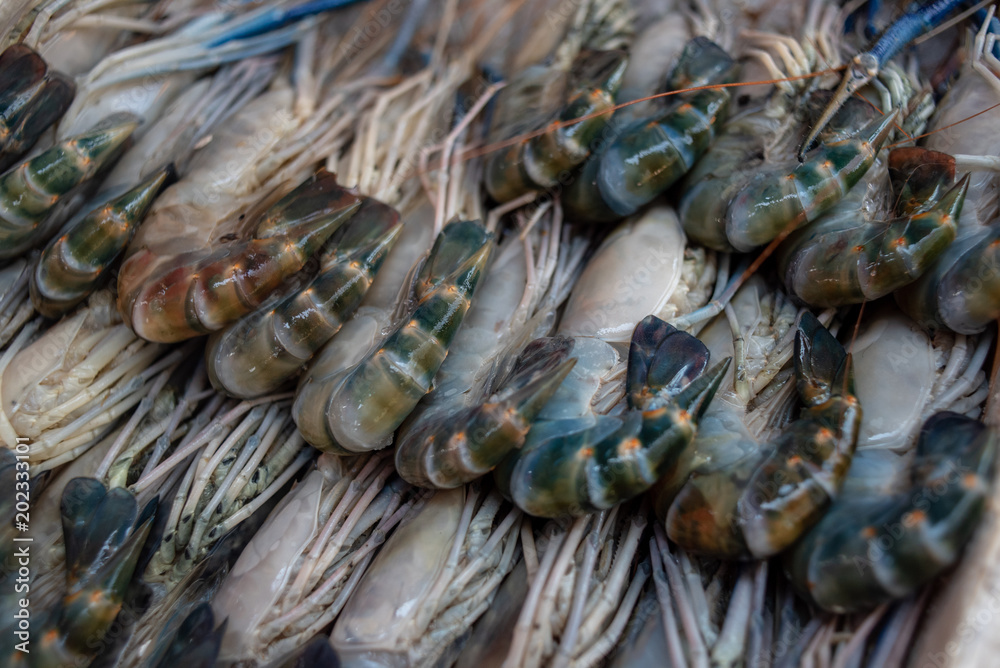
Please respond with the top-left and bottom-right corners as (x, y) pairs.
(207, 0), (367, 47)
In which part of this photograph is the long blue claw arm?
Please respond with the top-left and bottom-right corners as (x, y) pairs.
(868, 0), (965, 65)
(208, 0), (367, 47)
(800, 0), (967, 158)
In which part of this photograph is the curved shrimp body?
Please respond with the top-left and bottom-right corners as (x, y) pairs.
(293, 220), (494, 454)
(29, 166), (172, 319)
(206, 197), (402, 398)
(894, 20), (1000, 334)
(564, 37), (738, 223)
(484, 53), (628, 203)
(778, 165), (969, 308)
(117, 169), (363, 343)
(0, 44), (74, 172)
(662, 312), (862, 560)
(21, 478), (156, 668)
(720, 110), (898, 252)
(677, 103), (792, 252)
(394, 336), (577, 488)
(0, 113), (137, 260)
(495, 316), (729, 518)
(785, 412), (997, 613)
(392, 216), (586, 490)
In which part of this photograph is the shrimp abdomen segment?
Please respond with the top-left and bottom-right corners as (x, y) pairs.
(296, 220), (494, 454)
(0, 44), (75, 172)
(781, 175), (968, 307)
(119, 170), (362, 342)
(725, 111), (897, 252)
(484, 53), (627, 203)
(497, 316), (730, 518)
(0, 114), (137, 258)
(564, 39), (737, 222)
(395, 336), (577, 489)
(31, 166), (172, 319)
(596, 92), (730, 217)
(206, 198), (402, 398)
(935, 228), (1000, 333)
(665, 312), (861, 559)
(786, 412), (997, 613)
(28, 479), (156, 667)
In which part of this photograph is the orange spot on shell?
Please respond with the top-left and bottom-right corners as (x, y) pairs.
(861, 526), (877, 539)
(903, 509), (926, 526)
(578, 447), (594, 459)
(621, 438), (641, 452)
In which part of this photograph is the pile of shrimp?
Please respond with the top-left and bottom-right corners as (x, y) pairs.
(1, 0), (1000, 666)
